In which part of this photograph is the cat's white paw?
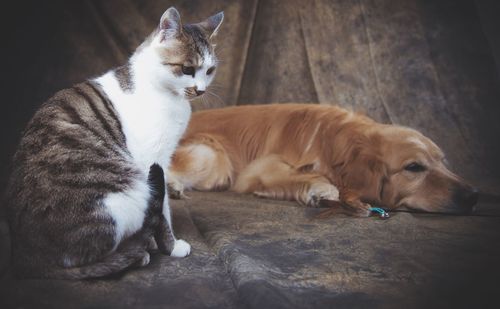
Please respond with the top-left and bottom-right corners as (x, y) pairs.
(170, 239), (191, 257)
(138, 251), (150, 267)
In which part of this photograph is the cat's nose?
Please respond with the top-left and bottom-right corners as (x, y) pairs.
(195, 90), (205, 96)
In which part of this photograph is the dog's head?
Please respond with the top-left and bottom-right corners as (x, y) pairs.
(340, 125), (478, 214)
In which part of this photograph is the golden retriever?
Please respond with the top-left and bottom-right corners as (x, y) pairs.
(169, 104), (478, 217)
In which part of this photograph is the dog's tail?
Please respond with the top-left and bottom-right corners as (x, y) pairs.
(37, 164), (166, 280)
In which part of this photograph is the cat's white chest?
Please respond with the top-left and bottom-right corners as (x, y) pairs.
(124, 98), (190, 171)
(97, 72), (191, 173)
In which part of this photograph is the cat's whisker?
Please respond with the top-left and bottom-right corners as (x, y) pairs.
(201, 95), (210, 109)
(206, 90), (225, 106)
(214, 42), (228, 56)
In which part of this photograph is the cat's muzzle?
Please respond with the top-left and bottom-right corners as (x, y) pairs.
(185, 87), (205, 98)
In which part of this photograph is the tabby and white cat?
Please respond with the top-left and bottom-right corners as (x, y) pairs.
(5, 7), (223, 279)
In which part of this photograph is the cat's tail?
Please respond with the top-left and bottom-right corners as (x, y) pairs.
(40, 164), (166, 280)
(44, 246), (149, 280)
(147, 163), (166, 214)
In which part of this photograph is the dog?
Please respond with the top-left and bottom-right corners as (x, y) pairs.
(168, 104), (478, 217)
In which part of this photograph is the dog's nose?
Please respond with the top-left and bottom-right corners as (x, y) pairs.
(461, 187), (479, 207)
(454, 186), (479, 213)
(195, 90), (205, 96)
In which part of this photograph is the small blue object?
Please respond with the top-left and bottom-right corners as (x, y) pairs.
(370, 207), (390, 219)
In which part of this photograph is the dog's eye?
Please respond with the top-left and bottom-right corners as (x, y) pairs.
(206, 66), (216, 75)
(182, 65), (195, 77)
(404, 162), (426, 172)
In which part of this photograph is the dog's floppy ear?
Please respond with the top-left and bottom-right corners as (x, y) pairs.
(340, 153), (387, 204)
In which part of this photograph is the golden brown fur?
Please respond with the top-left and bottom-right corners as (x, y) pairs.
(170, 104), (478, 216)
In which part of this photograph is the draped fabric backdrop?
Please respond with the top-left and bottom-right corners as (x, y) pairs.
(2, 0), (499, 194)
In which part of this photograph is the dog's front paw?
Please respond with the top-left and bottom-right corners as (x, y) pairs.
(307, 183), (340, 207)
(170, 239), (191, 257)
(167, 180), (187, 200)
(348, 200), (372, 217)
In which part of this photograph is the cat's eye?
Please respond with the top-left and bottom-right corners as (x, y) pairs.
(404, 162), (426, 172)
(206, 66), (216, 75)
(181, 65), (195, 77)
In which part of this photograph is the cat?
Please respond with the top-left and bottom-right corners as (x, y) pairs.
(5, 7), (223, 279)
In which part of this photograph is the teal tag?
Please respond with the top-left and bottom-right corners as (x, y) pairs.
(370, 207), (390, 219)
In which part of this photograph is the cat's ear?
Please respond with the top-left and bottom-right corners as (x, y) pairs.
(159, 7), (182, 40)
(198, 12), (224, 39)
